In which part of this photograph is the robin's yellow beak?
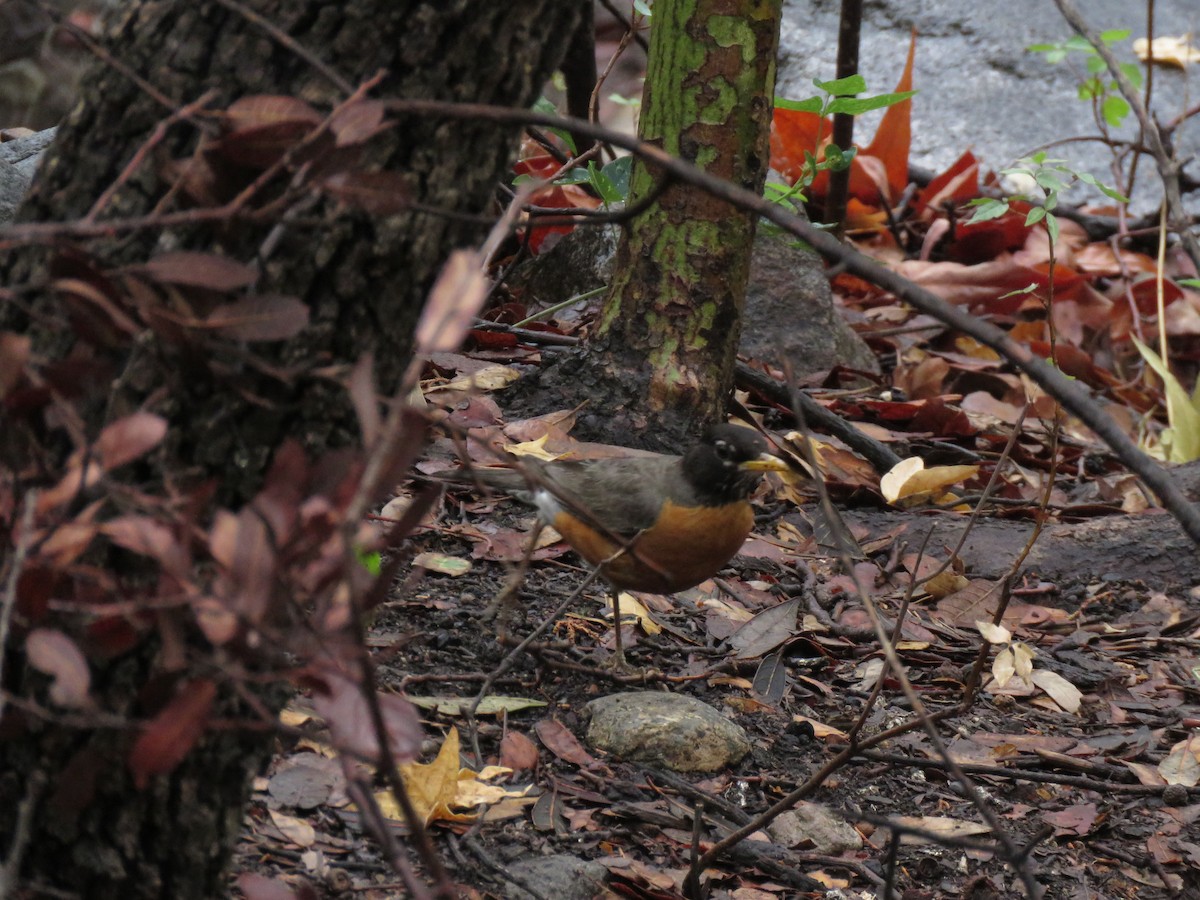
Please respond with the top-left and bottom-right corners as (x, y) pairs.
(739, 453), (792, 474)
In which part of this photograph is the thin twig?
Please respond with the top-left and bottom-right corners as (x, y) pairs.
(1052, 0), (1200, 273)
(0, 493), (37, 726)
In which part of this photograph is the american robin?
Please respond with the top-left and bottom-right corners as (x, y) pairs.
(450, 424), (790, 669)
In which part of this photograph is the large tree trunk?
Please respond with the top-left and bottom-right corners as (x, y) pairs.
(571, 0), (781, 448)
(0, 2), (582, 897)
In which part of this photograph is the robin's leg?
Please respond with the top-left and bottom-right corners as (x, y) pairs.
(607, 585), (629, 671)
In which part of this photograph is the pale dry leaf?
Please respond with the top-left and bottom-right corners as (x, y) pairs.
(1134, 35), (1200, 67)
(992, 646), (1016, 688)
(1157, 733), (1200, 786)
(977, 621), (1012, 644)
(1030, 669), (1083, 714)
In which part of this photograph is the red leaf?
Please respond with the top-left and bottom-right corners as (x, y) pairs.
(95, 412), (168, 471)
(128, 678), (217, 788)
(100, 516), (189, 580)
(329, 99), (389, 147)
(86, 614), (148, 658)
(348, 353), (381, 447)
(499, 731), (539, 772)
(863, 29), (917, 201)
(251, 440), (309, 545)
(0, 332), (30, 399)
(915, 149), (979, 216)
(534, 717), (599, 768)
(209, 507), (274, 624)
(414, 250), (490, 355)
(237, 874), (302, 900)
(53, 277), (141, 338)
(310, 670), (423, 763)
(226, 95), (322, 131)
(206, 294), (309, 341)
(25, 628), (91, 708)
(220, 95), (323, 169)
(321, 171), (411, 215)
(138, 251), (258, 292)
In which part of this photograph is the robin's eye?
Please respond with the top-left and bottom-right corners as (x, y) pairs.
(714, 440), (734, 461)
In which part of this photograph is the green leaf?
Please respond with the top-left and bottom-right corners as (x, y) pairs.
(826, 91), (917, 116)
(607, 92), (641, 107)
(966, 198), (1011, 223)
(588, 165), (623, 204)
(821, 144), (857, 172)
(1065, 35), (1096, 53)
(1132, 336), (1200, 462)
(555, 168), (590, 185)
(1045, 212), (1060, 245)
(1101, 94), (1130, 127)
(1119, 62), (1143, 88)
(633, 0), (652, 16)
(1034, 171), (1069, 194)
(1099, 29), (1131, 44)
(774, 95), (824, 113)
(1025, 206), (1047, 226)
(1179, 278), (1200, 289)
(356, 546), (382, 576)
(529, 98), (577, 154)
(1075, 171), (1130, 203)
(814, 73), (867, 96)
(601, 155), (632, 200)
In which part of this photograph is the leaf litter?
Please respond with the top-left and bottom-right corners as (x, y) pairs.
(233, 30), (1200, 900)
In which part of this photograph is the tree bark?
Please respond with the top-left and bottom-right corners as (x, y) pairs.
(576, 0), (781, 448)
(0, 1), (582, 897)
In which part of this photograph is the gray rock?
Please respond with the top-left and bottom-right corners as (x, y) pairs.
(767, 802), (864, 854)
(512, 222), (877, 378)
(0, 126), (55, 224)
(504, 854), (608, 900)
(779, 0), (1200, 216)
(743, 230), (880, 375)
(584, 691), (750, 773)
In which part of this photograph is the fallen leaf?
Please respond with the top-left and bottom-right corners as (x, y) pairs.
(1158, 734), (1200, 786)
(1134, 35), (1200, 67)
(395, 727), (469, 824)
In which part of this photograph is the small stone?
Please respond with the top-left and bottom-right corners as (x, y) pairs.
(767, 802), (863, 854)
(504, 854), (607, 900)
(584, 691), (750, 773)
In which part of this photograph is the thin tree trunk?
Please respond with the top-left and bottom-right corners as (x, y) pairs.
(575, 0), (781, 448)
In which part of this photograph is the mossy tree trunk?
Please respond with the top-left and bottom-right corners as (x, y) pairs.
(0, 2), (582, 897)
(575, 0), (781, 449)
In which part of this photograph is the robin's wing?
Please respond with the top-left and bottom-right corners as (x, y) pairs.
(537, 455), (683, 537)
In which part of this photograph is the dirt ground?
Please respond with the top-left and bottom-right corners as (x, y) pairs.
(235, 482), (1200, 899)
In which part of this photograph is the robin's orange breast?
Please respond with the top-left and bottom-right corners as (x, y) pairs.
(550, 499), (756, 594)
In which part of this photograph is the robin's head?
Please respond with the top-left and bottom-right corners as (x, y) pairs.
(682, 425), (789, 504)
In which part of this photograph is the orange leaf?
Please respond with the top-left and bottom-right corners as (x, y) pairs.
(769, 108), (830, 187)
(863, 29), (916, 202)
